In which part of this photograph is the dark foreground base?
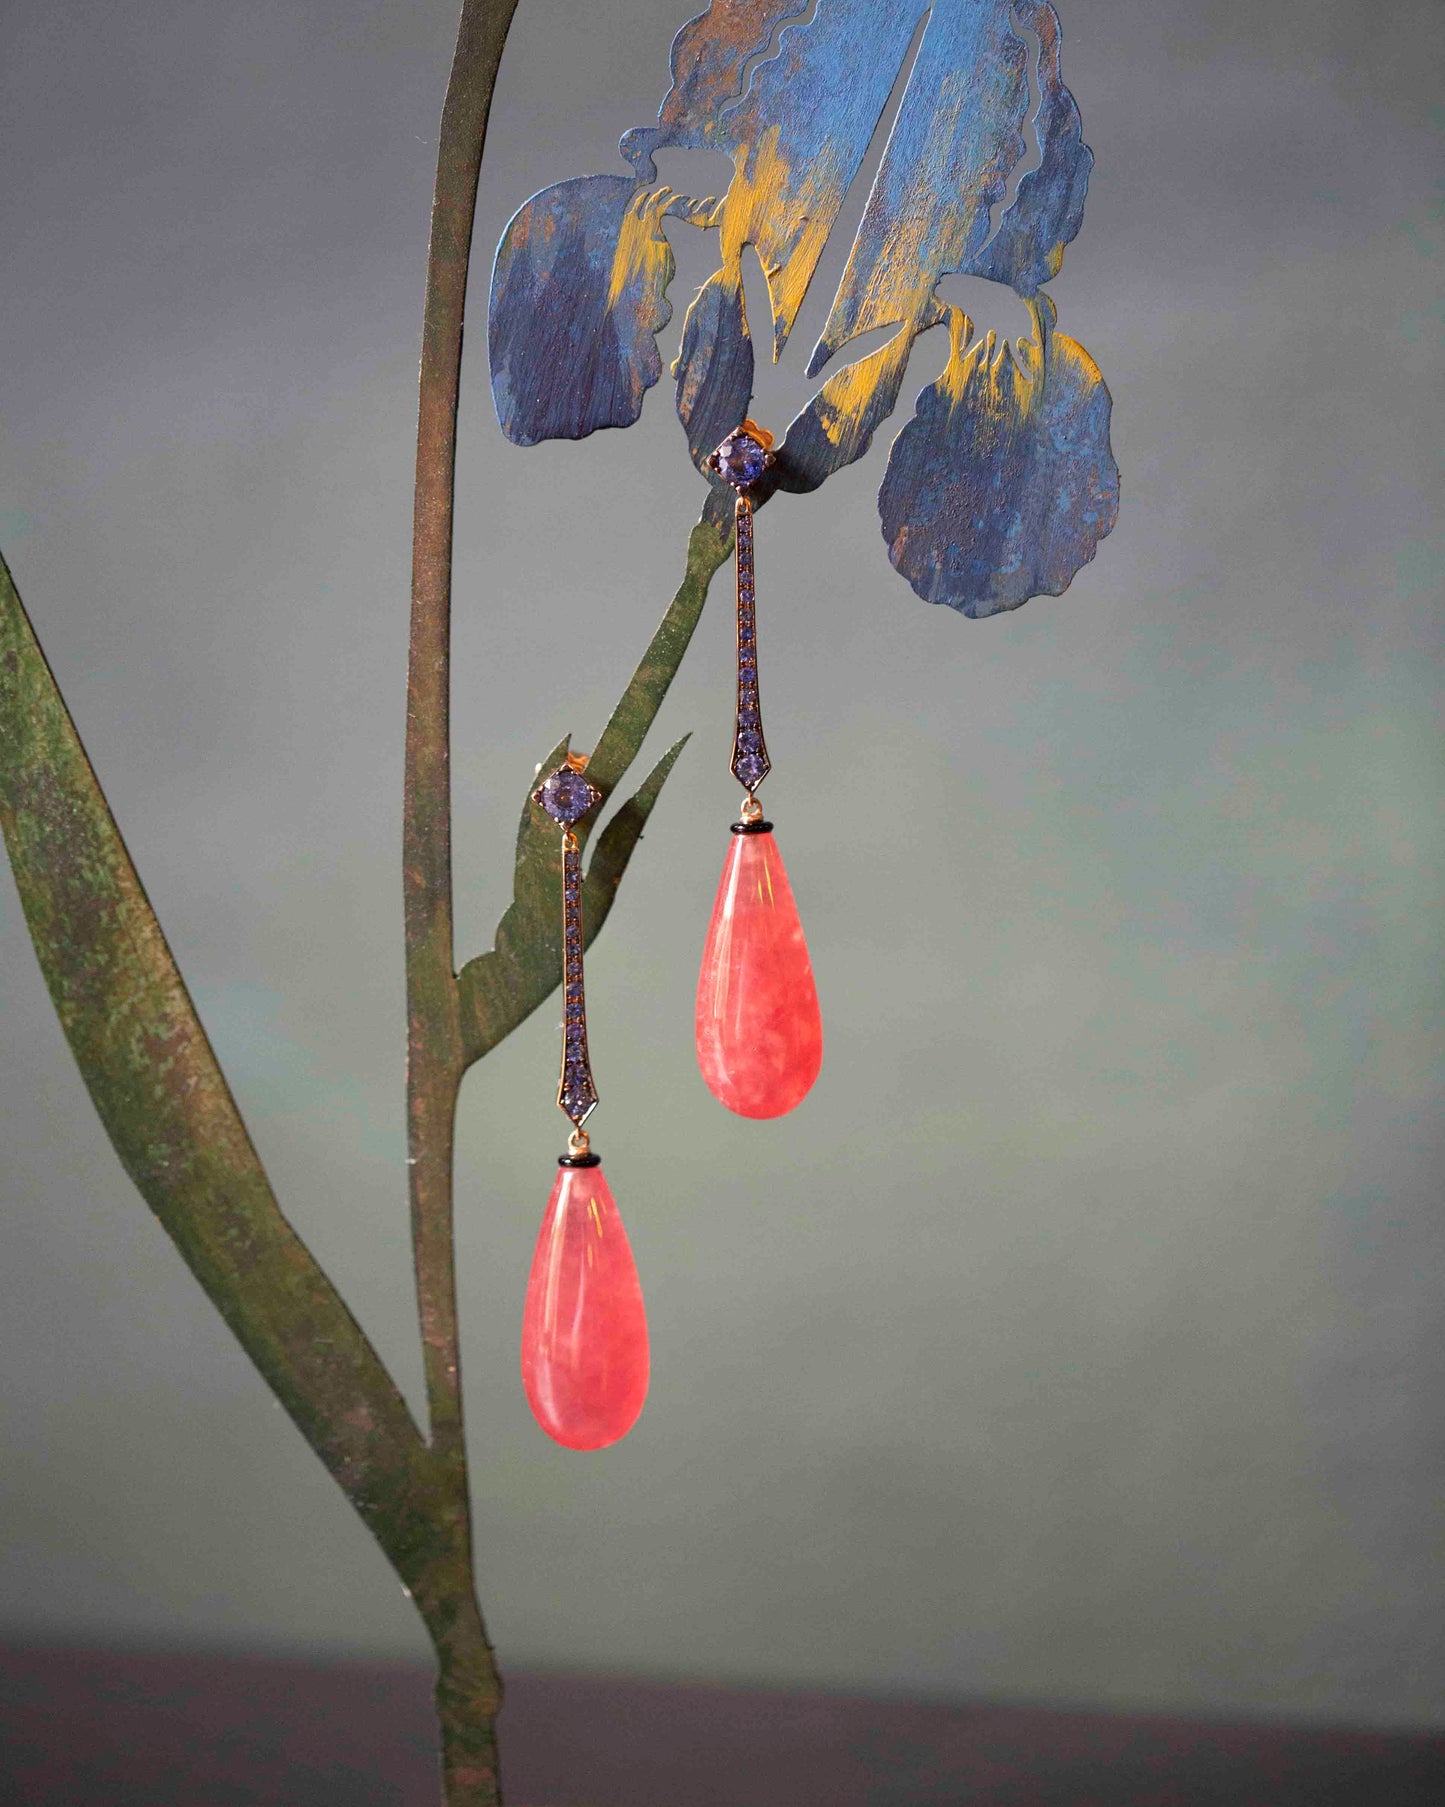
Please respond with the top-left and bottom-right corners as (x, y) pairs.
(1, 1645), (1441, 1806)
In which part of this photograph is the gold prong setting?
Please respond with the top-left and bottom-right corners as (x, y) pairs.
(531, 749), (601, 827)
(706, 418), (776, 491)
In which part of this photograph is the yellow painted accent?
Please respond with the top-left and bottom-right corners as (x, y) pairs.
(809, 322), (916, 451)
(822, 85), (974, 350)
(606, 186), (676, 315)
(717, 127), (845, 357)
(1053, 330), (1106, 389)
(935, 301), (1045, 425)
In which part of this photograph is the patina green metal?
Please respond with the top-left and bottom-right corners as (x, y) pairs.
(402, 0), (729, 1789)
(0, 548), (446, 1576)
(404, 4), (525, 1795)
(458, 513), (729, 1065)
(0, 492), (725, 1803)
(0, 3), (735, 1799)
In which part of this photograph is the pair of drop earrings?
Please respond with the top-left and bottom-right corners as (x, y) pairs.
(520, 422), (821, 1452)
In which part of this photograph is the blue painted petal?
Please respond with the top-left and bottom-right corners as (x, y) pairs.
(675, 269), (755, 472)
(487, 0), (1113, 607)
(809, 1), (1031, 374)
(963, 2), (1092, 296)
(707, 0), (924, 361)
(879, 298), (1119, 614)
(621, 2), (813, 180)
(488, 175), (675, 446)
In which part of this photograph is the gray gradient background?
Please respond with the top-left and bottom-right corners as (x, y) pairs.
(1, 0), (1441, 1729)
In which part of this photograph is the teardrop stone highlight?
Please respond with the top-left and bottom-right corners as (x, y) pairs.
(696, 828), (822, 1118)
(521, 1163), (649, 1451)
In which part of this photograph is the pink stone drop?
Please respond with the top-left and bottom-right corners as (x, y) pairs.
(696, 829), (823, 1118)
(521, 1163), (649, 1451)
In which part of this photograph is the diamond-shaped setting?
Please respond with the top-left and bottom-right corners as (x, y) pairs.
(533, 762), (601, 825)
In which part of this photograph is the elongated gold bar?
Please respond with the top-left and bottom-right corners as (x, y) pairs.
(556, 830), (598, 1127)
(730, 495), (772, 794)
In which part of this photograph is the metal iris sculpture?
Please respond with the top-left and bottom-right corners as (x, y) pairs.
(0, 4), (1116, 1804)
(489, 0), (1118, 614)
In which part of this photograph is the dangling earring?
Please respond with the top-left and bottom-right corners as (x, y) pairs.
(695, 422), (823, 1120)
(520, 753), (649, 1450)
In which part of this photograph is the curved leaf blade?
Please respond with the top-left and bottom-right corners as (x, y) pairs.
(0, 549), (441, 1570)
(457, 515), (730, 1064)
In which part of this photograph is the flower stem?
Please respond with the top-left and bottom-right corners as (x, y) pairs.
(405, 3), (522, 1801)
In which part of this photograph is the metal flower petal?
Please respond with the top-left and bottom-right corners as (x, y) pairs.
(488, 0), (1116, 612)
(879, 296), (1119, 614)
(490, 177), (684, 446)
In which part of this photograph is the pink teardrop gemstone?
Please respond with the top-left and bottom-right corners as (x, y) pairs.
(696, 828), (823, 1118)
(521, 1163), (649, 1451)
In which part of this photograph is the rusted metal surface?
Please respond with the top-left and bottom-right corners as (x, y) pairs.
(487, 0), (1117, 615)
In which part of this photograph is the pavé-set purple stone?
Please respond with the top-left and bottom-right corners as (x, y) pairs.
(558, 838), (597, 1124)
(705, 420), (776, 800)
(531, 755), (604, 1132)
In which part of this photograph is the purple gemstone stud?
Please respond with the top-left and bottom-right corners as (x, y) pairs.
(708, 419), (774, 491)
(533, 760), (601, 826)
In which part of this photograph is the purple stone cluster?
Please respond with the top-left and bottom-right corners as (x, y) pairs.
(712, 428), (770, 490)
(730, 501), (771, 791)
(535, 762), (601, 826)
(559, 840), (597, 1125)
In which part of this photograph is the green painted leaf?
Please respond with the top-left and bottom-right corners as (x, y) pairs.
(0, 547), (447, 1578)
(458, 511), (730, 1063)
